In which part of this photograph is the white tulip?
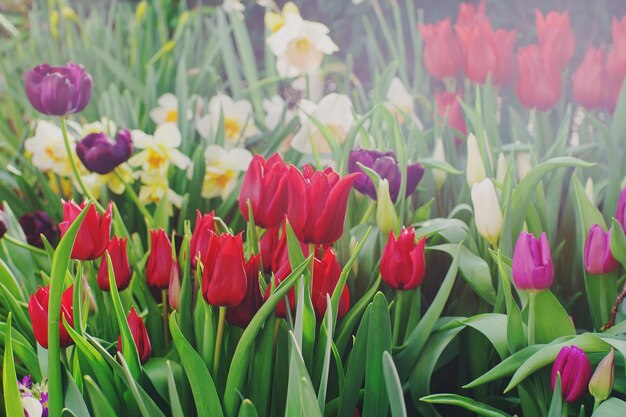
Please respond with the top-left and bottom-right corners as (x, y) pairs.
(471, 178), (503, 246)
(466, 133), (486, 186)
(432, 138), (447, 189)
(516, 151), (532, 180)
(496, 153), (508, 184)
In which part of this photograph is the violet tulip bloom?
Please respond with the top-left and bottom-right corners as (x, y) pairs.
(512, 231), (554, 291)
(584, 225), (619, 275)
(551, 345), (591, 403)
(76, 129), (133, 175)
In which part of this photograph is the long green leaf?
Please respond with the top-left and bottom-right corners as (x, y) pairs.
(3, 314), (25, 417)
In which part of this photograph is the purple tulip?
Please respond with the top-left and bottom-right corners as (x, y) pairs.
(76, 129), (133, 174)
(19, 211), (58, 248)
(348, 148), (424, 202)
(551, 345), (591, 403)
(23, 62), (92, 116)
(512, 231), (554, 291)
(584, 224), (619, 275)
(616, 187), (626, 232)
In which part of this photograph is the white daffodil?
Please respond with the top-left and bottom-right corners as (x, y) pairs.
(196, 94), (259, 146)
(129, 123), (191, 176)
(222, 0), (245, 15)
(82, 117), (117, 136)
(385, 77), (422, 128)
(265, 2), (300, 33)
(24, 120), (82, 177)
(137, 171), (184, 208)
(291, 93), (355, 154)
(149, 93), (192, 125)
(263, 95), (297, 130)
(266, 13), (338, 77)
(199, 145), (252, 199)
(82, 163), (135, 199)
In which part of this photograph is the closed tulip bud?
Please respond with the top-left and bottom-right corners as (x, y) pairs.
(286, 165), (358, 245)
(466, 133), (486, 186)
(380, 227), (426, 290)
(573, 47), (608, 110)
(28, 285), (74, 348)
(19, 211), (57, 248)
(436, 91), (467, 144)
(118, 307), (151, 364)
(23, 62), (92, 116)
(615, 186), (626, 232)
(470, 179), (503, 245)
(516, 151), (532, 180)
(589, 348), (615, 402)
(536, 10), (575, 70)
(239, 153), (289, 229)
(260, 225), (281, 273)
(496, 153), (508, 183)
(97, 237), (132, 291)
(201, 232), (247, 307)
(585, 178), (595, 203)
(264, 262), (296, 318)
(432, 138), (447, 189)
(512, 231), (554, 291)
(376, 180), (399, 236)
(146, 229), (174, 289)
(227, 255), (264, 328)
(584, 225), (619, 275)
(419, 19), (463, 80)
(168, 263), (181, 311)
(59, 201), (112, 260)
(189, 210), (215, 269)
(515, 45), (562, 111)
(76, 129), (133, 175)
(311, 249), (349, 320)
(551, 345), (591, 403)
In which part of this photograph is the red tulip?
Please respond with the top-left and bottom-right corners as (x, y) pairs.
(264, 261), (296, 318)
(311, 249), (350, 320)
(606, 17), (626, 111)
(146, 229), (174, 289)
(189, 210), (215, 269)
(201, 231), (247, 307)
(456, 0), (487, 32)
(28, 285), (74, 349)
(226, 255), (264, 328)
(420, 19), (464, 81)
(515, 45), (562, 111)
(573, 47), (608, 111)
(436, 91), (467, 143)
(59, 201), (112, 260)
(535, 10), (575, 70)
(168, 262), (182, 310)
(456, 21), (496, 84)
(492, 29), (518, 86)
(118, 307), (151, 364)
(286, 165), (358, 245)
(380, 228), (426, 290)
(260, 224), (282, 273)
(239, 153), (289, 229)
(97, 237), (132, 291)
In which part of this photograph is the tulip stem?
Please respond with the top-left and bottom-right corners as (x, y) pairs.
(2, 234), (47, 256)
(114, 170), (153, 227)
(392, 290), (406, 345)
(593, 399), (602, 412)
(59, 116), (105, 213)
(162, 289), (169, 345)
(213, 306), (227, 376)
(358, 200), (376, 225)
(528, 291), (537, 346)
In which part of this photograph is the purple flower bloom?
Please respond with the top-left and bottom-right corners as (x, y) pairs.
(348, 148), (424, 202)
(19, 211), (57, 248)
(23, 62), (92, 116)
(76, 129), (133, 174)
(551, 345), (591, 403)
(584, 224), (619, 275)
(512, 231), (554, 291)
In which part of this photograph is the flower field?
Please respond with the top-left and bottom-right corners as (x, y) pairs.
(2, 0), (626, 416)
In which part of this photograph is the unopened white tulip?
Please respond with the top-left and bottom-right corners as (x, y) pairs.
(496, 153), (508, 183)
(471, 178), (503, 246)
(466, 133), (486, 186)
(585, 177), (595, 204)
(433, 138), (447, 189)
(516, 151), (532, 180)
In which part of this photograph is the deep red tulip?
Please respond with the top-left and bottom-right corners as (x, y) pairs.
(264, 261), (296, 318)
(28, 285), (74, 349)
(227, 255), (264, 328)
(59, 201), (112, 260)
(260, 224), (282, 273)
(118, 307), (151, 364)
(535, 10), (575, 70)
(311, 249), (350, 320)
(201, 231), (247, 307)
(456, 21), (496, 84)
(168, 262), (182, 310)
(286, 165), (358, 245)
(584, 225), (619, 275)
(97, 237), (132, 291)
(512, 231), (554, 291)
(551, 345), (591, 403)
(146, 229), (174, 289)
(515, 45), (562, 111)
(189, 210), (215, 269)
(239, 153), (289, 229)
(380, 228), (426, 290)
(436, 91), (467, 143)
(573, 47), (608, 111)
(420, 19), (463, 81)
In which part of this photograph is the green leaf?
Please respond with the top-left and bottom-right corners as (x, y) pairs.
(610, 218), (626, 268)
(169, 312), (224, 417)
(492, 249), (526, 353)
(166, 361), (186, 417)
(531, 290), (576, 344)
(287, 331), (324, 417)
(237, 400), (259, 417)
(382, 352), (407, 417)
(547, 373), (562, 417)
(592, 398), (626, 416)
(84, 376), (118, 417)
(419, 157), (462, 175)
(3, 314), (25, 417)
(420, 394), (514, 417)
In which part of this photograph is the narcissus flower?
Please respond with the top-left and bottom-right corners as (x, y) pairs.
(28, 285), (74, 348)
(380, 227), (426, 290)
(76, 129), (133, 175)
(129, 123), (191, 176)
(25, 120), (83, 177)
(311, 249), (350, 320)
(470, 179), (503, 246)
(97, 237), (132, 291)
(384, 77), (422, 126)
(263, 95), (298, 131)
(239, 153), (289, 229)
(146, 229), (174, 289)
(584, 225), (619, 275)
(118, 307), (151, 364)
(24, 62), (92, 116)
(201, 232), (247, 307)
(286, 165), (358, 245)
(226, 254), (264, 327)
(196, 94), (259, 146)
(512, 231), (554, 291)
(199, 145), (253, 199)
(551, 345), (591, 403)
(149, 93), (191, 125)
(264, 1), (299, 33)
(420, 19), (463, 80)
(59, 201), (112, 260)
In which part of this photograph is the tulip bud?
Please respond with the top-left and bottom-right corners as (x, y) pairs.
(512, 231), (554, 291)
(311, 249), (350, 320)
(470, 179), (503, 246)
(76, 130), (133, 175)
(432, 138), (447, 189)
(226, 255), (263, 327)
(260, 225), (281, 273)
(551, 345), (591, 403)
(516, 151), (532, 180)
(168, 263), (182, 311)
(585, 178), (595, 203)
(615, 186), (626, 232)
(201, 232), (247, 307)
(146, 230), (174, 289)
(380, 227), (426, 290)
(97, 237), (132, 291)
(0, 210), (8, 240)
(419, 18), (463, 81)
(466, 133), (486, 186)
(376, 180), (399, 236)
(496, 153), (508, 184)
(536, 10), (575, 70)
(189, 210), (215, 269)
(118, 307), (151, 364)
(584, 225), (619, 275)
(28, 285), (74, 348)
(19, 211), (57, 248)
(59, 201), (112, 260)
(264, 262), (296, 318)
(589, 348), (615, 402)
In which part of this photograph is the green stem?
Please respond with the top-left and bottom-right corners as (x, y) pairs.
(561, 401), (568, 417)
(392, 290), (406, 345)
(213, 306), (227, 376)
(358, 200), (377, 225)
(3, 234), (47, 256)
(162, 289), (169, 345)
(528, 291), (537, 346)
(114, 169), (153, 226)
(593, 398), (602, 412)
(60, 116), (105, 212)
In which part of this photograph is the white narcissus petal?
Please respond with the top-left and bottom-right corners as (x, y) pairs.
(149, 107), (169, 125)
(22, 397), (43, 417)
(158, 93), (179, 108)
(196, 114), (212, 139)
(169, 149), (192, 170)
(154, 123), (182, 147)
(130, 129), (151, 149)
(386, 77), (414, 113)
